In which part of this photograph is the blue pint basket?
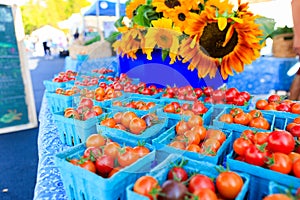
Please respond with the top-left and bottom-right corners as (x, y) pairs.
(54, 137), (156, 200)
(213, 107), (275, 132)
(123, 91), (163, 99)
(126, 154), (250, 200)
(97, 111), (168, 144)
(152, 125), (232, 165)
(227, 150), (300, 200)
(76, 54), (89, 61)
(267, 181), (298, 198)
(52, 111), (100, 146)
(45, 92), (74, 113)
(43, 80), (74, 92)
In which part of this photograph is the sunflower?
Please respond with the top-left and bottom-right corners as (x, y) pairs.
(152, 0), (182, 15)
(126, 0), (146, 19)
(112, 27), (145, 59)
(181, 1), (263, 79)
(166, 3), (191, 32)
(144, 18), (182, 64)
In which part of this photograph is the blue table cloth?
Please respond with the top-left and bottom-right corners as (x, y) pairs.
(34, 95), (69, 200)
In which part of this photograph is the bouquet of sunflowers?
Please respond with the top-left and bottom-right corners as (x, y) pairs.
(112, 0), (273, 80)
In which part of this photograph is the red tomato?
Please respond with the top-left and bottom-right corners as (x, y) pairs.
(95, 155), (114, 176)
(79, 159), (96, 173)
(233, 137), (253, 156)
(206, 129), (226, 144)
(188, 174), (215, 193)
(290, 124), (300, 137)
(233, 95), (246, 106)
(100, 118), (116, 128)
(219, 113), (234, 124)
(167, 167), (188, 182)
(267, 131), (295, 154)
(240, 130), (255, 142)
(103, 142), (121, 159)
(276, 103), (291, 112)
(244, 144), (268, 166)
(169, 140), (186, 150)
(184, 130), (201, 145)
(293, 158), (300, 178)
(191, 126), (207, 141)
(83, 147), (102, 160)
(132, 145), (150, 158)
(267, 152), (292, 174)
(256, 99), (269, 110)
(175, 120), (189, 135)
(263, 194), (293, 200)
(216, 171), (244, 199)
(164, 104), (175, 113)
(191, 101), (208, 115)
(291, 103), (300, 114)
(253, 132), (269, 145)
(187, 115), (203, 128)
(268, 94), (281, 103)
(225, 88), (239, 102)
(192, 188), (218, 200)
(133, 176), (160, 200)
(229, 108), (244, 116)
(203, 87), (214, 97)
(249, 117), (270, 130)
(79, 97), (94, 109)
(121, 111), (137, 129)
(234, 112), (251, 126)
(211, 89), (225, 102)
(239, 91), (251, 102)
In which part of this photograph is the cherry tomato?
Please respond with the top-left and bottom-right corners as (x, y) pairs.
(86, 134), (106, 148)
(268, 94), (281, 103)
(121, 111), (137, 129)
(216, 171), (244, 199)
(192, 188), (218, 200)
(79, 159), (96, 173)
(95, 154), (114, 176)
(129, 117), (147, 134)
(249, 117), (270, 130)
(244, 144), (268, 166)
(187, 115), (203, 128)
(256, 99), (269, 110)
(175, 120), (189, 135)
(100, 118), (116, 128)
(267, 131), (295, 154)
(233, 137), (253, 156)
(293, 159), (300, 178)
(188, 174), (215, 193)
(103, 142), (120, 159)
(263, 194), (293, 200)
(167, 167), (188, 182)
(234, 112), (251, 126)
(291, 103), (300, 114)
(132, 145), (150, 158)
(117, 148), (139, 167)
(133, 176), (160, 200)
(219, 113), (234, 124)
(267, 152), (292, 174)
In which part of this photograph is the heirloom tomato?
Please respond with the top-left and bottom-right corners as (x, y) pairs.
(216, 171), (243, 199)
(133, 176), (160, 200)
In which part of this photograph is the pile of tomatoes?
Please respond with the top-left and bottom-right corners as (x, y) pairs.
(163, 100), (208, 116)
(68, 133), (150, 178)
(64, 97), (103, 121)
(112, 99), (156, 111)
(92, 67), (114, 75)
(255, 94), (300, 114)
(168, 116), (227, 156)
(75, 75), (99, 87)
(219, 108), (270, 130)
(161, 85), (203, 101)
(233, 128), (300, 178)
(55, 86), (80, 96)
(133, 159), (244, 200)
(286, 117), (300, 138)
(100, 111), (160, 135)
(52, 70), (77, 82)
(201, 87), (251, 106)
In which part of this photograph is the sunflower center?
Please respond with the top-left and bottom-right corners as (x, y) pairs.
(200, 22), (238, 58)
(164, 0), (181, 8)
(178, 13), (186, 21)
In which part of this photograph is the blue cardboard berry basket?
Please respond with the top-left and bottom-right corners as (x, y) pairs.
(123, 91), (163, 99)
(152, 125), (232, 165)
(227, 150), (300, 200)
(267, 181), (298, 197)
(52, 111), (100, 146)
(213, 107), (275, 132)
(110, 96), (163, 116)
(45, 92), (74, 113)
(96, 111), (168, 144)
(126, 154), (250, 200)
(43, 80), (74, 92)
(54, 137), (157, 200)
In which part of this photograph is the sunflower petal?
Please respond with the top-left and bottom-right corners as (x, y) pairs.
(218, 17), (227, 31)
(222, 24), (234, 47)
(230, 17), (243, 24)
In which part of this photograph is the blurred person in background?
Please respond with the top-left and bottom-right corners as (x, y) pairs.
(289, 0), (300, 100)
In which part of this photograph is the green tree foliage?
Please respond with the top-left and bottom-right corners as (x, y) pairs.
(21, 0), (91, 34)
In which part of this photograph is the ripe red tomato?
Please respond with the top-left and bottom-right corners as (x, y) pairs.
(240, 130), (255, 142)
(95, 155), (114, 176)
(188, 174), (215, 193)
(267, 152), (292, 174)
(167, 167), (188, 182)
(192, 101), (208, 115)
(290, 124), (300, 137)
(83, 147), (102, 160)
(133, 176), (160, 200)
(206, 129), (226, 144)
(244, 144), (268, 166)
(239, 91), (251, 102)
(211, 89), (225, 102)
(191, 126), (207, 141)
(225, 88), (239, 102)
(203, 87), (214, 97)
(253, 132), (269, 145)
(233, 95), (246, 106)
(263, 194), (293, 200)
(233, 137), (253, 156)
(79, 159), (96, 173)
(267, 131), (295, 154)
(132, 145), (150, 158)
(169, 140), (186, 150)
(249, 117), (270, 130)
(293, 158), (300, 178)
(291, 103), (300, 114)
(121, 111), (137, 129)
(256, 99), (269, 110)
(216, 171), (244, 199)
(192, 188), (217, 200)
(164, 104), (175, 113)
(100, 118), (116, 128)
(268, 94), (281, 103)
(175, 120), (189, 135)
(233, 112), (251, 126)
(184, 130), (201, 145)
(276, 103), (291, 112)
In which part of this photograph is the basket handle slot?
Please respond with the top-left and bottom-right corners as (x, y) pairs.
(283, 36), (293, 40)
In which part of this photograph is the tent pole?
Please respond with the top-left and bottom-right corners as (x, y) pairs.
(96, 0), (100, 34)
(116, 0), (120, 18)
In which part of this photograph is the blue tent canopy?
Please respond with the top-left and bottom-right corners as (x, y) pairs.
(84, 0), (126, 16)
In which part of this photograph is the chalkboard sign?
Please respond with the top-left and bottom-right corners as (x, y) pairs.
(0, 3), (37, 134)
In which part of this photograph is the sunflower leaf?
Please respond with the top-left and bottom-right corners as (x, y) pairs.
(133, 5), (159, 27)
(255, 16), (275, 44)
